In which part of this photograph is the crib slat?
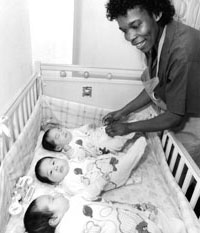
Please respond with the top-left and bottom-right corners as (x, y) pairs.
(175, 157), (185, 183)
(190, 184), (200, 208)
(2, 133), (8, 158)
(31, 86), (35, 111)
(23, 97), (28, 123)
(165, 139), (173, 161)
(169, 147), (178, 171)
(14, 109), (20, 137)
(18, 103), (25, 131)
(161, 133), (167, 147)
(33, 82), (37, 104)
(25, 94), (30, 119)
(182, 171), (193, 194)
(8, 114), (15, 144)
(29, 90), (33, 114)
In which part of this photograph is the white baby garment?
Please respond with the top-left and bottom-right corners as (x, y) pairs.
(60, 137), (147, 200)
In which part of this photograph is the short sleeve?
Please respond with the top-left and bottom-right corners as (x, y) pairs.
(165, 59), (188, 115)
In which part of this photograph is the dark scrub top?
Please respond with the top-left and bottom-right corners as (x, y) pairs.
(152, 20), (200, 116)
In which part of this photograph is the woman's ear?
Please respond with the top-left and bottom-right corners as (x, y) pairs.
(49, 215), (60, 227)
(153, 12), (162, 22)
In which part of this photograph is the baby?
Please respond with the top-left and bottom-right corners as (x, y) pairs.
(36, 137), (147, 200)
(42, 123), (136, 160)
(24, 193), (186, 233)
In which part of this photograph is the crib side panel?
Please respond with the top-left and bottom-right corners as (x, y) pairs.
(0, 74), (41, 161)
(0, 75), (42, 233)
(40, 64), (143, 110)
(161, 131), (200, 220)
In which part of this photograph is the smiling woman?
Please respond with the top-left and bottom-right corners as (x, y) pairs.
(104, 0), (200, 168)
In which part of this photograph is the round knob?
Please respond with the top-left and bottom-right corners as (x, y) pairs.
(60, 70), (67, 78)
(107, 73), (112, 79)
(83, 71), (90, 78)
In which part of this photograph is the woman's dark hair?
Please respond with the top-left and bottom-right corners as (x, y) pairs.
(106, 0), (175, 26)
(42, 129), (61, 152)
(24, 199), (55, 233)
(35, 157), (55, 185)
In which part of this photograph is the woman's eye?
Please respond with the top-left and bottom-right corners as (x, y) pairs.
(131, 22), (141, 30)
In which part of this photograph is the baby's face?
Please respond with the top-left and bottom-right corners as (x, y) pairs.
(36, 194), (69, 225)
(40, 157), (69, 183)
(49, 128), (72, 148)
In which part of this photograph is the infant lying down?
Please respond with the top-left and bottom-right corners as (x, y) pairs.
(24, 193), (186, 233)
(36, 137), (147, 200)
(42, 123), (136, 160)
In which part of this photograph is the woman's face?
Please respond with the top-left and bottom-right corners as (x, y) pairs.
(117, 7), (160, 53)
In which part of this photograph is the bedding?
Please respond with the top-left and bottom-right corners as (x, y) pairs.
(4, 96), (200, 233)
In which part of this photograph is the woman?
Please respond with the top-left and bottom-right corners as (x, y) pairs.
(103, 0), (200, 167)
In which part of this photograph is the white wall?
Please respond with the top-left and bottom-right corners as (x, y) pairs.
(0, 0), (32, 114)
(28, 0), (74, 65)
(73, 0), (145, 70)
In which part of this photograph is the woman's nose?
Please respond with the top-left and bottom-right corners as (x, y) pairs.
(125, 29), (137, 42)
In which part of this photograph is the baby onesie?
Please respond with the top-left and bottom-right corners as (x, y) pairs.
(68, 124), (136, 160)
(60, 137), (147, 200)
(56, 196), (186, 233)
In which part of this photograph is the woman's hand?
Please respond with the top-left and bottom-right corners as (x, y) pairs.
(105, 122), (131, 137)
(102, 110), (127, 126)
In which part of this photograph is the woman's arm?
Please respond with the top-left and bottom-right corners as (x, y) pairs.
(106, 110), (183, 136)
(120, 89), (152, 115)
(103, 89), (152, 125)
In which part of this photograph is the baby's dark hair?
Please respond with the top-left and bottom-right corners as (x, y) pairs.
(106, 0), (175, 26)
(24, 198), (55, 233)
(42, 129), (62, 152)
(35, 157), (55, 185)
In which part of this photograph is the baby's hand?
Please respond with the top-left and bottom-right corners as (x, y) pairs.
(88, 123), (97, 130)
(63, 144), (72, 152)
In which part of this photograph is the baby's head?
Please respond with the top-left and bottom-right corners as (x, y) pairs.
(24, 194), (69, 233)
(42, 127), (72, 152)
(35, 157), (69, 185)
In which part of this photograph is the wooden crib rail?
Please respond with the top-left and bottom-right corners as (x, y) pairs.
(38, 62), (143, 81)
(161, 131), (200, 218)
(0, 74), (41, 162)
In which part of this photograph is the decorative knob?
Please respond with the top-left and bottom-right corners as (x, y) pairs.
(83, 71), (90, 78)
(107, 73), (112, 79)
(60, 70), (67, 78)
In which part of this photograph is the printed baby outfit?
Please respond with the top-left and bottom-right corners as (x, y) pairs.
(56, 195), (186, 233)
(60, 137), (147, 200)
(67, 124), (136, 160)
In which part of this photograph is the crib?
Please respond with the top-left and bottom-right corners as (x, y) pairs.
(1, 0), (200, 232)
(0, 61), (200, 233)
